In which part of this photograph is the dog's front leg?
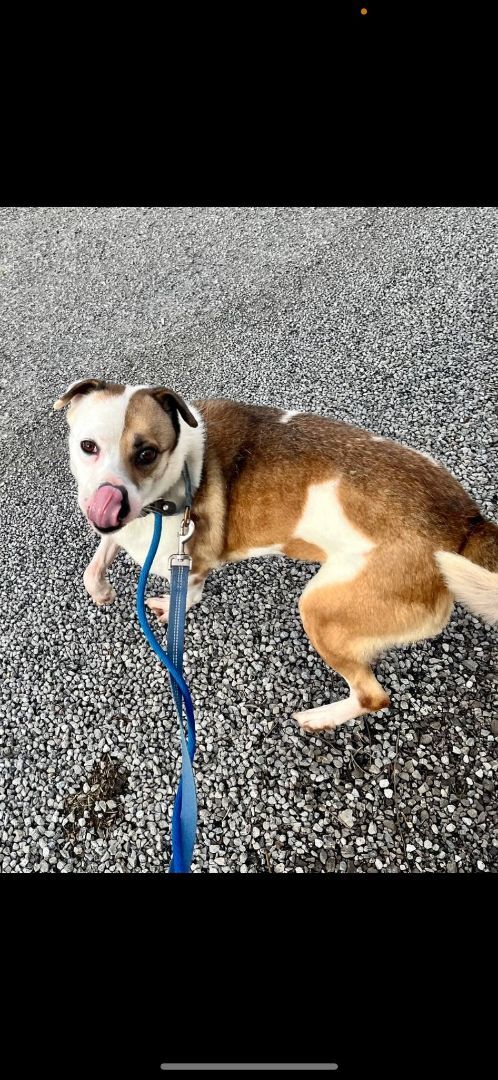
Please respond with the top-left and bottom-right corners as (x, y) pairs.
(145, 572), (207, 624)
(83, 536), (120, 606)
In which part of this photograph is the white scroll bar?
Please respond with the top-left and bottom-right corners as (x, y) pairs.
(160, 1066), (339, 1072)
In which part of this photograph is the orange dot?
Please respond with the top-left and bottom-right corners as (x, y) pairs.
(361, 6), (367, 12)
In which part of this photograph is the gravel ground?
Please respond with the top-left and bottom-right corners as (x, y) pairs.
(0, 205), (497, 874)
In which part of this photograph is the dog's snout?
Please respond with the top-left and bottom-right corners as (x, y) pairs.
(87, 483), (130, 532)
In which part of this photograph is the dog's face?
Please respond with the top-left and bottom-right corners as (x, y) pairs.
(54, 379), (197, 533)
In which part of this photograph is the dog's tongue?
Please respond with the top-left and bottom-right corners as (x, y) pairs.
(87, 485), (123, 529)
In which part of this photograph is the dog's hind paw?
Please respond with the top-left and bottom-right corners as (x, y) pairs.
(294, 694), (365, 732)
(293, 707), (339, 733)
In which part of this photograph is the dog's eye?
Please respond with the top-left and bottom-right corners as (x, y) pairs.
(136, 447), (158, 466)
(81, 440), (98, 455)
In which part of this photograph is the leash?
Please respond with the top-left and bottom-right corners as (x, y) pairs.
(136, 465), (197, 873)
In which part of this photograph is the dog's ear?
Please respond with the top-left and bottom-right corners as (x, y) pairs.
(53, 378), (107, 411)
(150, 387), (198, 428)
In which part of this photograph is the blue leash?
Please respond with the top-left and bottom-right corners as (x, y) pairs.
(136, 469), (197, 873)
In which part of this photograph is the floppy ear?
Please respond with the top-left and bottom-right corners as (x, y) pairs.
(53, 378), (107, 411)
(150, 387), (198, 428)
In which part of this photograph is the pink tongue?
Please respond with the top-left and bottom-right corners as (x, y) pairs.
(88, 485), (123, 529)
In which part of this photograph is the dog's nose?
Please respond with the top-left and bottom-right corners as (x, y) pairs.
(87, 484), (130, 531)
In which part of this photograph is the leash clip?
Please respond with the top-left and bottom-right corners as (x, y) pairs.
(142, 498), (177, 516)
(169, 517), (195, 569)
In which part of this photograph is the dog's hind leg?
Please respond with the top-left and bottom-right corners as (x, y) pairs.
(294, 616), (390, 733)
(294, 547), (452, 733)
(83, 536), (120, 606)
(294, 569), (390, 732)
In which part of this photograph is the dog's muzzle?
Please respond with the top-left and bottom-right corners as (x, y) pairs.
(87, 483), (130, 532)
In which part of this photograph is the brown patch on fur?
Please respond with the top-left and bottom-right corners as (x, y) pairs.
(188, 446), (227, 578)
(300, 538), (453, 653)
(297, 537), (454, 717)
(461, 518), (498, 572)
(100, 383), (127, 396)
(120, 389), (178, 488)
(299, 590), (391, 714)
(150, 388), (198, 428)
(357, 679), (390, 714)
(192, 401), (334, 557)
(282, 539), (327, 563)
(54, 379), (125, 411)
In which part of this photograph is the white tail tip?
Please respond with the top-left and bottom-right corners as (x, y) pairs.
(435, 551), (498, 626)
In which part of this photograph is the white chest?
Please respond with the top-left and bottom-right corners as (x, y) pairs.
(117, 513), (184, 579)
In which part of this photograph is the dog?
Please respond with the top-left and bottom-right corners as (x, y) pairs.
(54, 378), (498, 733)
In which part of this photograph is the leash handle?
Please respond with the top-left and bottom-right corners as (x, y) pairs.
(168, 560), (196, 872)
(136, 511), (197, 873)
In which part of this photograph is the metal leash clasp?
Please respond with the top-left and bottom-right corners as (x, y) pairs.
(169, 510), (195, 570)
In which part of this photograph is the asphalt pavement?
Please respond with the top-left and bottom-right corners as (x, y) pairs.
(0, 206), (496, 873)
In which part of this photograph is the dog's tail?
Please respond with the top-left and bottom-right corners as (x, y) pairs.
(436, 518), (498, 626)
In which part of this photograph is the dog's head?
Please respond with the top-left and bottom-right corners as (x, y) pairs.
(54, 379), (198, 533)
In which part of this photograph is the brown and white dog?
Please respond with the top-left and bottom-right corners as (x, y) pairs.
(54, 378), (498, 733)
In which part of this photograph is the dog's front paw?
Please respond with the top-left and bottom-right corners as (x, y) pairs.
(91, 584), (117, 606)
(83, 567), (117, 606)
(145, 596), (170, 623)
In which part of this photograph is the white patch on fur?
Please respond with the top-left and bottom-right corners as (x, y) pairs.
(371, 435), (385, 442)
(157, 401), (205, 502)
(435, 550), (498, 625)
(294, 479), (375, 593)
(294, 690), (366, 732)
(117, 512), (183, 578)
(83, 535), (119, 605)
(69, 386), (136, 489)
(280, 409), (299, 424)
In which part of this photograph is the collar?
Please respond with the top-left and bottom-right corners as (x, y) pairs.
(142, 463), (193, 518)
